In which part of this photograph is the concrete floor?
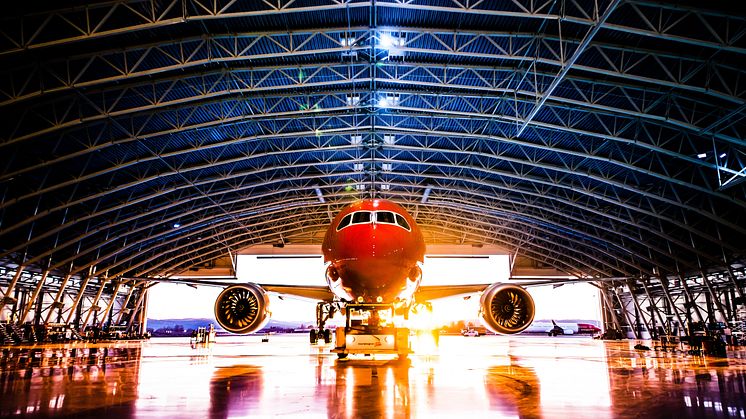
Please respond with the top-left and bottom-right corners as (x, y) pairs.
(1, 334), (745, 418)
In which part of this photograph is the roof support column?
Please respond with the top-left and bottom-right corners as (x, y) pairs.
(81, 279), (108, 329)
(626, 280), (653, 337)
(656, 274), (687, 333)
(598, 285), (622, 332)
(677, 274), (705, 323)
(45, 273), (73, 324)
(97, 281), (123, 328)
(115, 282), (138, 325)
(0, 265), (25, 313)
(66, 274), (92, 325)
(724, 265), (745, 303)
(640, 280), (668, 331)
(611, 285), (639, 339)
(17, 270), (49, 324)
(126, 284), (154, 333)
(700, 270), (729, 322)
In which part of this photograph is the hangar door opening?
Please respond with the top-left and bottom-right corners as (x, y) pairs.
(147, 244), (600, 328)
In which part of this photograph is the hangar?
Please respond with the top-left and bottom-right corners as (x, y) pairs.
(0, 1), (745, 417)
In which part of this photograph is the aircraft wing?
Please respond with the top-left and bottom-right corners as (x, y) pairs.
(414, 284), (490, 301)
(414, 276), (632, 302)
(128, 277), (335, 301)
(134, 275), (629, 303)
(259, 284), (334, 301)
(127, 276), (238, 287)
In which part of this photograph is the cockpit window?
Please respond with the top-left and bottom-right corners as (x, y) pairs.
(375, 211), (396, 224)
(351, 211), (372, 224)
(395, 214), (411, 231)
(336, 210), (412, 232)
(336, 214), (352, 231)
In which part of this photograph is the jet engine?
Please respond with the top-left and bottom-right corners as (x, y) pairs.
(479, 283), (535, 334)
(214, 283), (270, 334)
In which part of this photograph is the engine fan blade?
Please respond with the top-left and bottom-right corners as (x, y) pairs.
(214, 284), (270, 334)
(480, 283), (535, 334)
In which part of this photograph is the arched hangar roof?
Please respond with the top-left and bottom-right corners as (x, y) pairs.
(0, 0), (744, 282)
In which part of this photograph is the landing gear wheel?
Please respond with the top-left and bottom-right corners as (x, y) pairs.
(309, 329), (318, 344)
(336, 353), (348, 359)
(323, 329), (332, 344)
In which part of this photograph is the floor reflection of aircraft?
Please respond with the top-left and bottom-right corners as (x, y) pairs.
(146, 199), (558, 358)
(329, 361), (410, 418)
(523, 320), (602, 336)
(484, 362), (541, 418)
(209, 365), (263, 419)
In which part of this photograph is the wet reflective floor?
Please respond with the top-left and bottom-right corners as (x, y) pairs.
(1, 334), (745, 418)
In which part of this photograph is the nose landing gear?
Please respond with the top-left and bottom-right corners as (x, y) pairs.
(310, 328), (332, 344)
(310, 301), (339, 344)
(331, 303), (411, 360)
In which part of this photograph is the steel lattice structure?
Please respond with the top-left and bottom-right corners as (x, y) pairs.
(0, 0), (745, 332)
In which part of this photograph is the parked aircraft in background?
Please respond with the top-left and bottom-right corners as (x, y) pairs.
(523, 320), (601, 336)
(461, 325), (489, 336)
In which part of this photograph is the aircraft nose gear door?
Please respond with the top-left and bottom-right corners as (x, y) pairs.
(310, 302), (338, 344)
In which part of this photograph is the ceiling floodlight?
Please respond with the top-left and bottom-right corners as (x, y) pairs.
(340, 36), (356, 47)
(697, 153), (707, 158)
(173, 223), (181, 228)
(379, 33), (395, 48)
(351, 134), (363, 145)
(379, 33), (404, 48)
(377, 94), (399, 108)
(719, 153), (727, 159)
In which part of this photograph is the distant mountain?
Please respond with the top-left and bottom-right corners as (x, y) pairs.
(146, 318), (305, 331)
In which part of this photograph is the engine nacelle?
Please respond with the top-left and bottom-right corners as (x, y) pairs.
(214, 283), (271, 334)
(479, 283), (535, 335)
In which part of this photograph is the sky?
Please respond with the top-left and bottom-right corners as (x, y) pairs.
(147, 254), (601, 324)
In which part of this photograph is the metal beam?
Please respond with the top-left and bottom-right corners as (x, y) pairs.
(516, 0), (622, 136)
(44, 273), (72, 324)
(17, 270), (49, 324)
(0, 265), (25, 313)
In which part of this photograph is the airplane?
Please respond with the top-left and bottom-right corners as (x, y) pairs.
(522, 320), (602, 336)
(144, 198), (579, 359)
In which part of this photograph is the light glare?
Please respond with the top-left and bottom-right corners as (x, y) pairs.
(379, 33), (396, 48)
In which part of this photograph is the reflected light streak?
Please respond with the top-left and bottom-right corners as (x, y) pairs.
(136, 350), (214, 416)
(386, 368), (395, 419)
(527, 340), (611, 417)
(345, 366), (354, 418)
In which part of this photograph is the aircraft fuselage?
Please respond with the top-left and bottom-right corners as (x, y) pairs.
(321, 199), (426, 304)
